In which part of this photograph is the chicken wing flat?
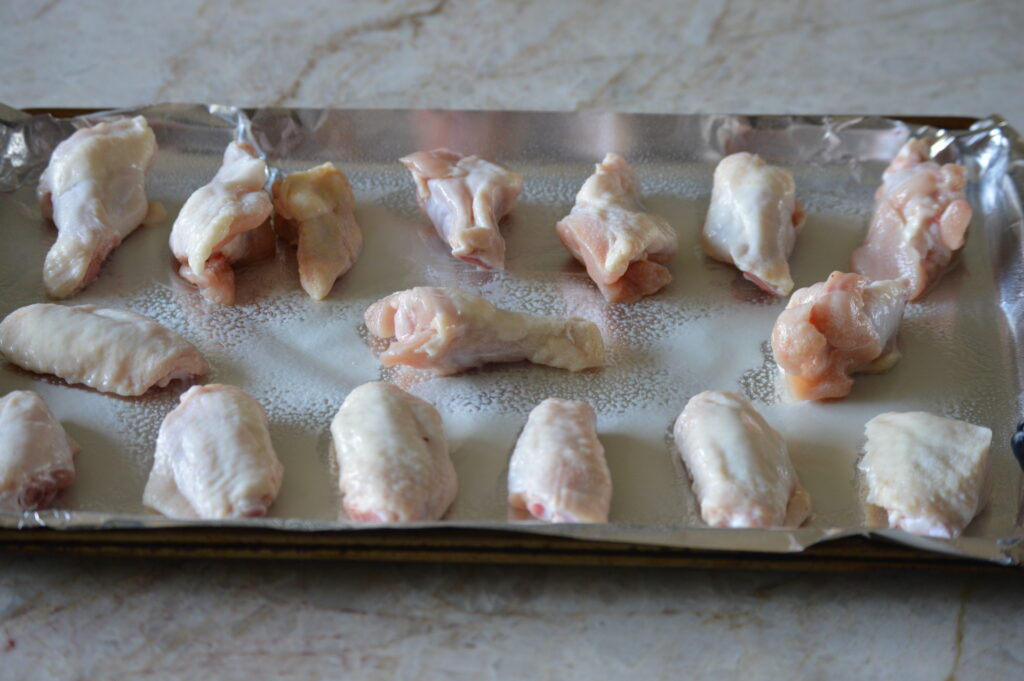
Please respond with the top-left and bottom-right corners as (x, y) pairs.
(859, 411), (990, 538)
(0, 391), (77, 512)
(143, 384), (283, 519)
(674, 391), (810, 528)
(0, 303), (208, 397)
(331, 381), (456, 522)
(508, 398), (611, 523)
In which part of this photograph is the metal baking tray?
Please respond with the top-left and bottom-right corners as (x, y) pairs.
(1, 105), (1022, 570)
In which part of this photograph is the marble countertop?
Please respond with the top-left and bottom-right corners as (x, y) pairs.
(3, 1), (1024, 679)
(4, 555), (1023, 680)
(3, 0), (1024, 124)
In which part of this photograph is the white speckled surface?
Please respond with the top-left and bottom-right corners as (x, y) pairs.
(2, 1), (1024, 679)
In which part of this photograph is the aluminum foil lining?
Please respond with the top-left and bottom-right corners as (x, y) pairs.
(1, 104), (1022, 565)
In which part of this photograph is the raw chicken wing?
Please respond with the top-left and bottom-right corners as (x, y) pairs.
(556, 153), (677, 303)
(143, 384), (283, 519)
(771, 272), (908, 401)
(400, 149), (522, 270)
(859, 411), (991, 538)
(673, 391), (811, 528)
(169, 141), (275, 304)
(508, 398), (611, 523)
(272, 162), (363, 300)
(702, 152), (805, 296)
(851, 140), (972, 300)
(0, 303), (208, 397)
(0, 391), (77, 511)
(365, 287), (604, 375)
(37, 116), (157, 298)
(331, 381), (456, 522)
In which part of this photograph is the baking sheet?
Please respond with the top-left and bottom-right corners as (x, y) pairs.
(1, 105), (1022, 565)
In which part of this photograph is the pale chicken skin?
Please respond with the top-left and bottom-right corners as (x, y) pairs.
(400, 149), (522, 270)
(859, 411), (991, 538)
(272, 162), (363, 300)
(0, 391), (77, 512)
(37, 116), (158, 299)
(851, 139), (972, 300)
(702, 152), (805, 296)
(0, 303), (208, 397)
(771, 272), (908, 401)
(364, 287), (604, 375)
(508, 398), (612, 523)
(556, 153), (678, 303)
(673, 391), (811, 528)
(331, 381), (456, 522)
(143, 384), (283, 519)
(169, 141), (275, 305)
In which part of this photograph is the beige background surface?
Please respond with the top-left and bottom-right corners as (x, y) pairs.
(4, 0), (1024, 124)
(3, 1), (1024, 679)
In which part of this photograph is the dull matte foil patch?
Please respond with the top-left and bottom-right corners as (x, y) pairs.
(0, 105), (1022, 564)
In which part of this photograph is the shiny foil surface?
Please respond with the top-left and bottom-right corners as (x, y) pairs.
(1, 104), (1021, 565)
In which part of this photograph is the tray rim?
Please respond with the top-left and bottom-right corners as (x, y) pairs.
(3, 526), (1016, 573)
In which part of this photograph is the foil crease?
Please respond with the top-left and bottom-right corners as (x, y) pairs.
(0, 104), (1022, 565)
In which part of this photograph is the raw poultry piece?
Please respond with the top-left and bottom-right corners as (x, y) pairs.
(702, 152), (805, 296)
(0, 391), (77, 512)
(673, 390), (811, 528)
(851, 139), (972, 300)
(859, 411), (991, 538)
(272, 162), (363, 300)
(330, 381), (456, 522)
(37, 116), (158, 299)
(556, 153), (677, 303)
(364, 286), (604, 375)
(771, 272), (908, 401)
(399, 149), (522, 270)
(143, 384), (283, 519)
(508, 398), (611, 523)
(169, 141), (275, 305)
(0, 304), (207, 396)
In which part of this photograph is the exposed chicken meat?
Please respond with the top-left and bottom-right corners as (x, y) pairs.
(364, 287), (604, 375)
(37, 116), (157, 299)
(771, 272), (908, 401)
(330, 381), (456, 522)
(400, 149), (522, 270)
(702, 152), (805, 296)
(272, 162), (363, 300)
(508, 398), (611, 523)
(169, 141), (275, 305)
(851, 139), (972, 300)
(859, 411), (991, 538)
(0, 303), (208, 397)
(673, 391), (810, 528)
(0, 391), (77, 512)
(143, 384), (283, 519)
(556, 153), (677, 303)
